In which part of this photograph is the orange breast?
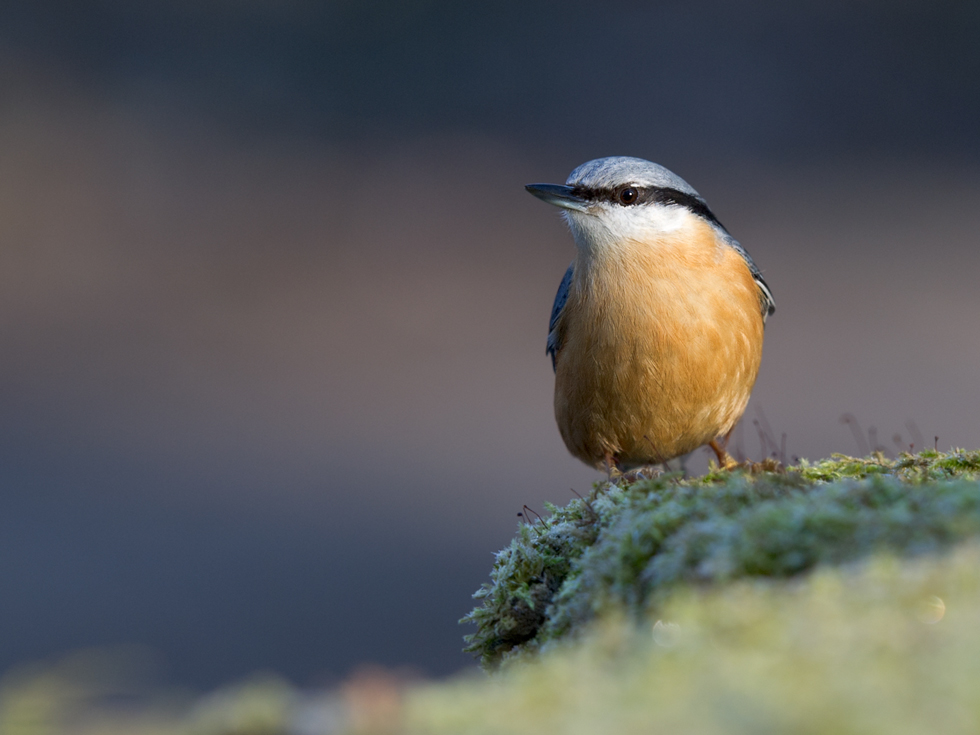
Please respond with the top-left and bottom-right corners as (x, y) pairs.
(552, 221), (765, 469)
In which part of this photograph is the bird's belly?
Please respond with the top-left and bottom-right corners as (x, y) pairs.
(554, 272), (763, 468)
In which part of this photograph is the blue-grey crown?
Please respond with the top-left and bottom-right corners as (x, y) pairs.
(566, 156), (701, 198)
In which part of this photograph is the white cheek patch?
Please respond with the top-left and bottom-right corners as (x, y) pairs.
(645, 206), (687, 234)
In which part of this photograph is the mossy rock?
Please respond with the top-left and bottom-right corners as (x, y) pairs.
(419, 542), (980, 735)
(462, 449), (980, 667)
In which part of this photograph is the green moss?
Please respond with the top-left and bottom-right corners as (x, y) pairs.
(463, 450), (980, 667)
(416, 542), (980, 735)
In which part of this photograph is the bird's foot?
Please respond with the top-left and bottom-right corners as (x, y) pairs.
(708, 439), (740, 470)
(709, 455), (785, 474)
(611, 465), (664, 486)
(598, 454), (664, 491)
(742, 457), (784, 474)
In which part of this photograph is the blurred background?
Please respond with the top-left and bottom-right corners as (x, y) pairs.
(0, 0), (978, 691)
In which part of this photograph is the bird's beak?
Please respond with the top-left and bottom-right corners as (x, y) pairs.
(525, 183), (590, 212)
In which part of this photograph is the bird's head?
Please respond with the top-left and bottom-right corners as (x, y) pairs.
(526, 156), (725, 255)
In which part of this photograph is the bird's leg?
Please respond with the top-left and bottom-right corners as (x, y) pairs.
(603, 452), (620, 480)
(711, 428), (782, 473)
(592, 452), (625, 496)
(709, 437), (738, 470)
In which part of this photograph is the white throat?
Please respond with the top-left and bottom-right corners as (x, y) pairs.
(564, 204), (697, 258)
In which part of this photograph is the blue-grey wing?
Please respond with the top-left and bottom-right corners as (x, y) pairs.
(546, 262), (574, 372)
(722, 233), (775, 320)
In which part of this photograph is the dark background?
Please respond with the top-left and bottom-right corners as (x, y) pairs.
(1, 0), (979, 689)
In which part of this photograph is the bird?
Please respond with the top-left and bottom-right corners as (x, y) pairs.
(525, 157), (774, 472)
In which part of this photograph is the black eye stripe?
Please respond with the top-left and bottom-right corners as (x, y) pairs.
(570, 185), (725, 230)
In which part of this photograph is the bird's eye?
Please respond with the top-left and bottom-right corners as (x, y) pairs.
(618, 187), (638, 205)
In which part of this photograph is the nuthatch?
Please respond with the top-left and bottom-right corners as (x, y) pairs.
(526, 157), (774, 471)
